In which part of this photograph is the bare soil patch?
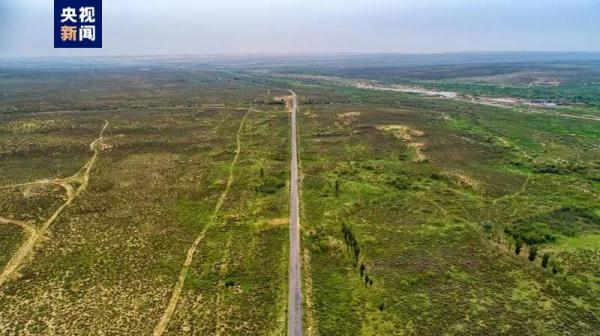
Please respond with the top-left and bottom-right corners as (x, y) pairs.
(376, 124), (427, 162)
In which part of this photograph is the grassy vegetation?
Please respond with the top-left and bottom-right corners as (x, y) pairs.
(0, 69), (291, 334)
(0, 59), (598, 335)
(291, 76), (599, 334)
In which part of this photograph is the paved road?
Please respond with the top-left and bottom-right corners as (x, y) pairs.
(287, 90), (303, 336)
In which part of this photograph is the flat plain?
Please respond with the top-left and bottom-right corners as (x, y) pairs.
(0, 54), (598, 335)
(0, 68), (291, 334)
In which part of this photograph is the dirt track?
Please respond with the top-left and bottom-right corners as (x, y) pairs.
(153, 108), (251, 336)
(0, 120), (109, 288)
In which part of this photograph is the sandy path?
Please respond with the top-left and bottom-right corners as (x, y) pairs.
(153, 108), (251, 336)
(493, 175), (531, 205)
(0, 120), (109, 288)
(0, 179), (57, 190)
(0, 216), (37, 236)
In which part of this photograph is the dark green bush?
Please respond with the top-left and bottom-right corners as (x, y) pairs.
(528, 245), (538, 261)
(257, 176), (285, 194)
(387, 176), (410, 190)
(542, 253), (550, 268)
(515, 238), (523, 255)
(505, 207), (599, 244)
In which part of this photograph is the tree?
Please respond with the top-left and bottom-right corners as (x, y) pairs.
(541, 253), (550, 268)
(335, 180), (340, 197)
(341, 224), (350, 245)
(354, 245), (361, 260)
(528, 245), (538, 262)
(514, 238), (523, 255)
(360, 263), (365, 277)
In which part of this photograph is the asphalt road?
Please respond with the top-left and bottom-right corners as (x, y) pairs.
(287, 90), (303, 336)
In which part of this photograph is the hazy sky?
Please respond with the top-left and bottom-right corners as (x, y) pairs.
(1, 0), (599, 57)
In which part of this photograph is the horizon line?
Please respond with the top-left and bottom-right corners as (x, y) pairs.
(3, 50), (600, 60)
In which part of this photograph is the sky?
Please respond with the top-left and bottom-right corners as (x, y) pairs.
(1, 0), (599, 57)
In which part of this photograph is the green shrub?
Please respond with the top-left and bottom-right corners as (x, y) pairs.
(541, 253), (550, 268)
(430, 172), (443, 180)
(387, 176), (409, 190)
(515, 238), (523, 255)
(257, 175), (285, 194)
(505, 207), (599, 244)
(528, 246), (538, 262)
(481, 221), (493, 234)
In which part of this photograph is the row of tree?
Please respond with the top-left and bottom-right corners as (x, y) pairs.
(514, 238), (559, 274)
(482, 222), (561, 275)
(341, 224), (375, 289)
(341, 223), (361, 262)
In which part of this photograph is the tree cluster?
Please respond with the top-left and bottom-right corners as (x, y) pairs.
(341, 223), (360, 262)
(341, 224), (375, 289)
